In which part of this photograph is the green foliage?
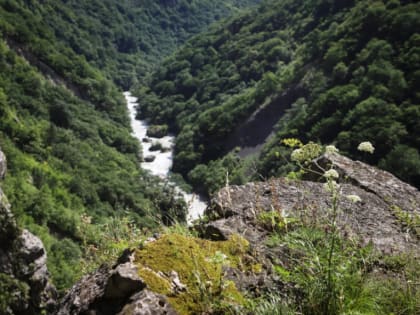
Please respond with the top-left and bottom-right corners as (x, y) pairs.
(260, 142), (420, 315)
(369, 254), (420, 315)
(1, 0), (260, 89)
(146, 124), (169, 138)
(257, 210), (298, 233)
(0, 273), (29, 314)
(281, 227), (378, 315)
(78, 215), (146, 275)
(247, 293), (295, 315)
(137, 0), (420, 191)
(0, 35), (187, 290)
(379, 145), (420, 185)
(188, 153), (246, 196)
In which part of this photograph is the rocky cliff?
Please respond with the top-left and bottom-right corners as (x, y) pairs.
(205, 152), (419, 255)
(0, 148), (57, 315)
(54, 151), (419, 314)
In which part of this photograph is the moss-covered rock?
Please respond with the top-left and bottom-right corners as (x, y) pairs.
(134, 233), (250, 314)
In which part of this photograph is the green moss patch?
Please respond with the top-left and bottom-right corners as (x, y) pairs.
(134, 233), (249, 314)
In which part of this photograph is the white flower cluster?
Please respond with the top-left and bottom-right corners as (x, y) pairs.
(346, 194), (362, 203)
(357, 141), (375, 154)
(290, 148), (303, 162)
(324, 169), (339, 179)
(323, 180), (340, 193)
(325, 145), (339, 154)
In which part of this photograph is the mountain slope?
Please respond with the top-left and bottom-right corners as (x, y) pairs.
(0, 0), (261, 290)
(1, 0), (260, 88)
(136, 0), (420, 194)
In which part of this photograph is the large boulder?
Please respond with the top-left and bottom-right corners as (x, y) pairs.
(56, 253), (176, 315)
(203, 153), (420, 255)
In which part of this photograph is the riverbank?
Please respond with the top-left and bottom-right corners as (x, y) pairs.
(124, 92), (207, 223)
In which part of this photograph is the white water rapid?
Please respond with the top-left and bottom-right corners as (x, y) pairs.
(124, 92), (207, 223)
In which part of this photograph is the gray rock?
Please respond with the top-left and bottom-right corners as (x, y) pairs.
(169, 271), (186, 293)
(57, 262), (146, 315)
(195, 153), (420, 301)
(144, 155), (156, 162)
(0, 248), (13, 274)
(57, 264), (110, 315)
(17, 230), (46, 276)
(205, 154), (420, 255)
(104, 263), (146, 299)
(117, 290), (177, 315)
(317, 152), (420, 218)
(0, 148), (6, 179)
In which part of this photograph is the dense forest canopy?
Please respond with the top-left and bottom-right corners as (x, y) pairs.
(1, 0), (260, 88)
(0, 0), (260, 289)
(136, 0), (420, 195)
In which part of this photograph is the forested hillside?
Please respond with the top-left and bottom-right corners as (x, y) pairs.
(1, 0), (260, 88)
(0, 36), (187, 291)
(0, 0), (260, 290)
(136, 0), (420, 195)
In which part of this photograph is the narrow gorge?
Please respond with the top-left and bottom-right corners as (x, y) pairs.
(125, 92), (207, 223)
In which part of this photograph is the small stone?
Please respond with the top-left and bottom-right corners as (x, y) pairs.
(169, 271), (187, 293)
(144, 155), (156, 162)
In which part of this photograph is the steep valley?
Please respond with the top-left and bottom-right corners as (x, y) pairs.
(0, 0), (260, 292)
(0, 0), (419, 314)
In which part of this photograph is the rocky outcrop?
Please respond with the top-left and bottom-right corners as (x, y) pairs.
(0, 148), (57, 315)
(202, 153), (420, 255)
(56, 251), (176, 315)
(4, 144), (419, 314)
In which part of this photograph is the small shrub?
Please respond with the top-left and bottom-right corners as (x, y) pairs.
(146, 125), (168, 138)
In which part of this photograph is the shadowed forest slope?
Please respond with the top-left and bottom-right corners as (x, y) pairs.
(136, 0), (420, 195)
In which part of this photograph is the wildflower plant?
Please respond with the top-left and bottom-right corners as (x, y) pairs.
(324, 169), (339, 179)
(325, 145), (339, 154)
(346, 194), (362, 203)
(281, 140), (382, 314)
(357, 141), (375, 154)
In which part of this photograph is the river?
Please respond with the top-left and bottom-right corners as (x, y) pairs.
(124, 92), (207, 223)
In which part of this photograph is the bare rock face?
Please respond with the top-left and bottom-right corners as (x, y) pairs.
(0, 147), (57, 315)
(317, 152), (419, 221)
(203, 153), (420, 255)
